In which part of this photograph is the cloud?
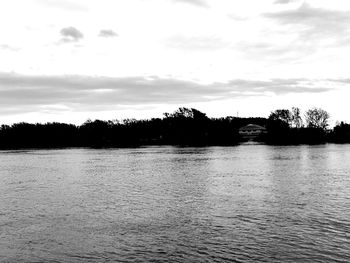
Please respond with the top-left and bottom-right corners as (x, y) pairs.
(234, 40), (316, 62)
(0, 72), (335, 115)
(171, 0), (208, 8)
(98, 29), (118, 38)
(34, 0), (88, 12)
(0, 44), (20, 52)
(263, 3), (350, 41)
(165, 35), (229, 51)
(60, 27), (84, 42)
(274, 0), (297, 4)
(230, 3), (350, 63)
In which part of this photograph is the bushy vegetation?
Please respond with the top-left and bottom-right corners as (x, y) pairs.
(0, 107), (349, 149)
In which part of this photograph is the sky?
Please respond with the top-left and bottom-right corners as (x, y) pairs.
(1, 0), (350, 125)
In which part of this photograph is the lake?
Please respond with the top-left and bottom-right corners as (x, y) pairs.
(1, 144), (350, 262)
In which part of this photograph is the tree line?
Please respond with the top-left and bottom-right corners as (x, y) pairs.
(0, 107), (349, 149)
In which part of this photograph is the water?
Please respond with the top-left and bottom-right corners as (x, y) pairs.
(1, 144), (350, 262)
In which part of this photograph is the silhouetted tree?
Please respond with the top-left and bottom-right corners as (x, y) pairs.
(79, 119), (112, 147)
(266, 115), (290, 144)
(269, 109), (292, 127)
(291, 107), (303, 128)
(0, 106), (347, 149)
(163, 107), (210, 145)
(164, 107), (207, 120)
(305, 107), (330, 130)
(330, 121), (350, 143)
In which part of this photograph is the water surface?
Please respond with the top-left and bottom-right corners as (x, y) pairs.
(1, 145), (350, 262)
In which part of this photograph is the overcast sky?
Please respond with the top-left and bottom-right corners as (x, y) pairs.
(1, 0), (350, 124)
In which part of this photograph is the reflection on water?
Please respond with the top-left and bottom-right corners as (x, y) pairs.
(1, 145), (350, 262)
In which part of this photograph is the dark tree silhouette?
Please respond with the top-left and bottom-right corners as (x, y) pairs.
(162, 107), (210, 145)
(291, 107), (303, 128)
(0, 106), (348, 149)
(330, 122), (350, 143)
(305, 107), (330, 130)
(269, 109), (293, 127)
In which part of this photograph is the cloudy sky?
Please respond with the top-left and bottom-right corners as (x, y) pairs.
(1, 0), (350, 124)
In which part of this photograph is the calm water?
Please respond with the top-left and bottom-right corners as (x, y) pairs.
(1, 144), (350, 262)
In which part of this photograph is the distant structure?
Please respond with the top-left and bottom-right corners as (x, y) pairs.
(239, 124), (267, 140)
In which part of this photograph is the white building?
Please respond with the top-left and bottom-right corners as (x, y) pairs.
(239, 124), (267, 139)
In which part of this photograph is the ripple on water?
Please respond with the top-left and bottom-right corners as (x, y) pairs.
(0, 146), (350, 262)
